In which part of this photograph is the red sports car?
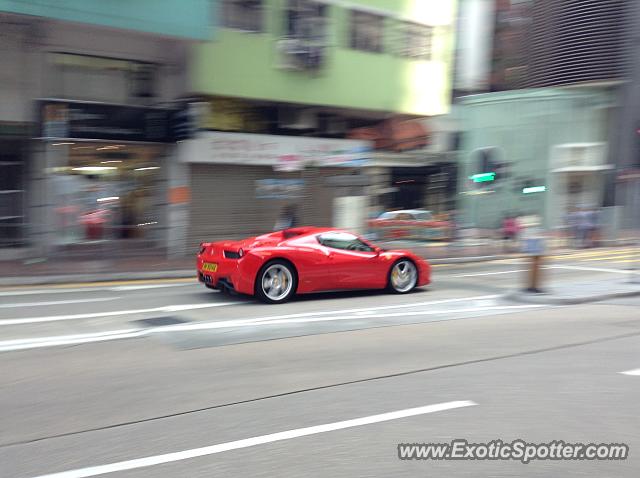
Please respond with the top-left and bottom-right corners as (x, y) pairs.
(197, 227), (431, 303)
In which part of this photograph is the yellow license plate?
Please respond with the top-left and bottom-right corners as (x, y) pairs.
(202, 262), (218, 272)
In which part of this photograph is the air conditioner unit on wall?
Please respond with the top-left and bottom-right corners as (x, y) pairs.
(275, 38), (305, 71)
(275, 38), (325, 72)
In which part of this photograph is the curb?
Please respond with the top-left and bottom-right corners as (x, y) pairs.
(0, 270), (195, 287)
(503, 288), (640, 305)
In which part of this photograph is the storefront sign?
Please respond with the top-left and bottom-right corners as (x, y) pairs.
(37, 99), (172, 143)
(255, 179), (305, 199)
(181, 131), (371, 167)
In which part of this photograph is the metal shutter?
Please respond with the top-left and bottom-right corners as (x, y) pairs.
(187, 165), (341, 249)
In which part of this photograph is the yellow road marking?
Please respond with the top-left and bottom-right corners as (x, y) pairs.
(583, 254), (640, 262)
(548, 249), (639, 260)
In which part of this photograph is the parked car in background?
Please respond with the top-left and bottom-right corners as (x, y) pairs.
(367, 209), (452, 241)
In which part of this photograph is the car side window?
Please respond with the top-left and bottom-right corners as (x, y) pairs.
(317, 232), (375, 252)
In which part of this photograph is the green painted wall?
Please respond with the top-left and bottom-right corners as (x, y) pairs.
(0, 0), (211, 40)
(192, 0), (456, 115)
(456, 88), (614, 229)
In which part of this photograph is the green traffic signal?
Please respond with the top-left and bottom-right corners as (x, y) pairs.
(522, 185), (546, 194)
(470, 172), (496, 183)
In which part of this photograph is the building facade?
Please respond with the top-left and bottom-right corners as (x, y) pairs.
(457, 88), (616, 232)
(176, 0), (458, 250)
(0, 0), (210, 258)
(453, 0), (637, 237)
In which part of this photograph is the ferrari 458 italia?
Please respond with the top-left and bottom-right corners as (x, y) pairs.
(197, 227), (430, 303)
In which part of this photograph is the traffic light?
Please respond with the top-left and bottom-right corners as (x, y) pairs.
(520, 178), (546, 194)
(470, 149), (497, 185)
(470, 172), (496, 183)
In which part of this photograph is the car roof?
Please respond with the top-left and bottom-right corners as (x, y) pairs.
(389, 209), (431, 214)
(278, 226), (341, 240)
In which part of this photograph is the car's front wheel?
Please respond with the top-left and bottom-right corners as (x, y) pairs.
(255, 260), (297, 304)
(388, 259), (418, 294)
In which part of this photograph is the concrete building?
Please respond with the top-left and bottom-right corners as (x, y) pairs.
(457, 88), (616, 234)
(0, 0), (210, 258)
(176, 0), (459, 248)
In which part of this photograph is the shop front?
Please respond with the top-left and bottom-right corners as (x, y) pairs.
(0, 122), (31, 251)
(179, 131), (371, 248)
(34, 99), (175, 256)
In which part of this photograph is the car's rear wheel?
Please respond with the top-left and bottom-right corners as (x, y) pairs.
(255, 260), (297, 304)
(388, 259), (418, 294)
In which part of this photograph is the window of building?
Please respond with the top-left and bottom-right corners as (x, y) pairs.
(317, 232), (375, 252)
(284, 0), (328, 41)
(397, 22), (432, 60)
(350, 10), (385, 53)
(49, 53), (158, 105)
(221, 0), (264, 32)
(0, 140), (25, 247)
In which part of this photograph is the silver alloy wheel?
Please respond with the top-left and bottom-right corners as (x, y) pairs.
(261, 263), (294, 301)
(390, 260), (417, 293)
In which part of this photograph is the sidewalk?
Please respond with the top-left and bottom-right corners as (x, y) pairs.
(505, 276), (640, 305)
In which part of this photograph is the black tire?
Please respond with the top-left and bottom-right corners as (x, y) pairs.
(254, 259), (298, 304)
(387, 258), (418, 294)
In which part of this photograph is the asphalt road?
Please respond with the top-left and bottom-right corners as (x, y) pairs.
(1, 247), (639, 477)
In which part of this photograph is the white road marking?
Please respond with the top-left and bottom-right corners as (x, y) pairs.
(110, 283), (196, 291)
(448, 270), (527, 278)
(30, 401), (477, 478)
(0, 297), (119, 308)
(0, 302), (240, 326)
(0, 283), (196, 297)
(619, 369), (640, 376)
(157, 304), (544, 333)
(0, 329), (146, 352)
(0, 302), (543, 352)
(546, 265), (633, 275)
(0, 294), (498, 327)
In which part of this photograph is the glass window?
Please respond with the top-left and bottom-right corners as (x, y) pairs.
(318, 232), (375, 252)
(221, 0), (264, 32)
(284, 0), (328, 41)
(414, 211), (433, 221)
(0, 140), (25, 247)
(350, 10), (384, 53)
(397, 22), (432, 60)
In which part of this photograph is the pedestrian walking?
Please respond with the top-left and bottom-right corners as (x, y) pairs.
(274, 205), (298, 231)
(501, 213), (520, 252)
